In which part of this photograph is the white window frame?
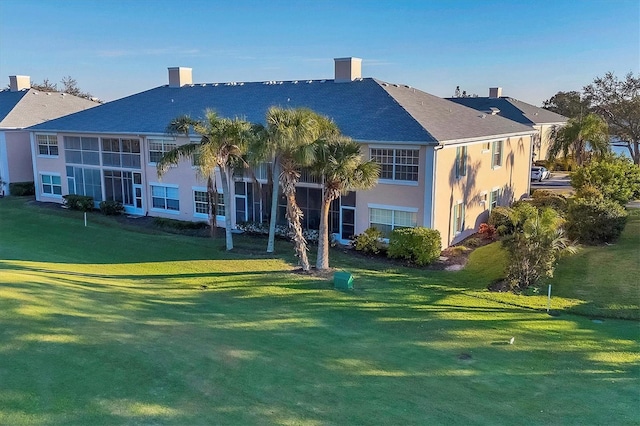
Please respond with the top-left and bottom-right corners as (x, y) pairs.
(489, 187), (501, 211)
(36, 134), (59, 157)
(150, 183), (180, 214)
(368, 204), (418, 238)
(370, 146), (420, 185)
(148, 138), (177, 165)
(40, 172), (62, 197)
(192, 187), (225, 220)
(452, 200), (465, 236)
(455, 146), (467, 178)
(491, 140), (504, 169)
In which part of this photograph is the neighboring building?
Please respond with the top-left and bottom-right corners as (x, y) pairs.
(448, 87), (567, 162)
(29, 58), (535, 246)
(0, 75), (97, 195)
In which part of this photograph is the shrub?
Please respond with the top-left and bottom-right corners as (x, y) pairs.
(566, 197), (628, 244)
(353, 227), (384, 254)
(478, 223), (497, 241)
(463, 237), (483, 248)
(235, 222), (320, 243)
(488, 206), (514, 236)
(9, 181), (35, 196)
(62, 194), (94, 211)
(99, 200), (125, 216)
(530, 190), (568, 214)
(575, 184), (604, 201)
(571, 155), (640, 205)
(387, 227), (441, 266)
(502, 207), (576, 292)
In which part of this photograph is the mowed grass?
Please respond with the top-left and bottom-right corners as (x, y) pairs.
(0, 197), (639, 425)
(460, 210), (640, 320)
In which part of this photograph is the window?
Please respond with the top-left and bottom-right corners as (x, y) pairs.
(64, 136), (100, 165)
(490, 188), (500, 211)
(452, 202), (465, 235)
(41, 173), (62, 196)
(369, 207), (417, 237)
(194, 190), (225, 217)
(492, 140), (503, 168)
(148, 139), (176, 164)
(151, 185), (179, 211)
(102, 138), (141, 169)
(37, 134), (58, 156)
(67, 166), (103, 202)
(455, 146), (467, 178)
(370, 148), (419, 182)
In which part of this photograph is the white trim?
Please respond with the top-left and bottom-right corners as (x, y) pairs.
(441, 131), (535, 145)
(367, 203), (419, 213)
(149, 181), (179, 189)
(38, 171), (63, 198)
(368, 143), (421, 150)
(376, 179), (419, 187)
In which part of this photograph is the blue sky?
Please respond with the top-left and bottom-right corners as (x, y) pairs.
(1, 0), (638, 105)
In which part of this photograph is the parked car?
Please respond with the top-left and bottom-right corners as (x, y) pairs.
(531, 166), (550, 181)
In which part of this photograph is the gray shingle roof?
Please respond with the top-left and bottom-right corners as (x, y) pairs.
(446, 96), (568, 126)
(30, 78), (534, 143)
(0, 89), (98, 129)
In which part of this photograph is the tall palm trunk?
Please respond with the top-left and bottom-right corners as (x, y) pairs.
(316, 197), (332, 270)
(206, 175), (218, 239)
(267, 159), (280, 253)
(220, 166), (234, 251)
(282, 173), (309, 271)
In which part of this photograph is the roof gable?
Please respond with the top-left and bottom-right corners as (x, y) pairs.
(0, 89), (98, 129)
(447, 96), (568, 126)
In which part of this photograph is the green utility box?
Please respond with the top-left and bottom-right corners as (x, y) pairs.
(334, 271), (354, 290)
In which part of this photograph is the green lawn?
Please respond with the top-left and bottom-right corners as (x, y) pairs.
(0, 197), (638, 425)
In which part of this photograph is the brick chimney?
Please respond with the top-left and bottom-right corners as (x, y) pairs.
(168, 67), (192, 88)
(9, 75), (30, 92)
(334, 57), (362, 83)
(489, 87), (503, 98)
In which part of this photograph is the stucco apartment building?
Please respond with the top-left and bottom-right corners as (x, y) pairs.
(0, 76), (97, 195)
(29, 58), (536, 246)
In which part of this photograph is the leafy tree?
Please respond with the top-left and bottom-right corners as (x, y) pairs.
(570, 155), (640, 205)
(312, 137), (379, 270)
(542, 90), (590, 119)
(583, 72), (640, 165)
(157, 111), (252, 251)
(31, 78), (58, 92)
(547, 113), (609, 166)
(502, 205), (576, 292)
(30, 75), (95, 100)
(264, 107), (338, 271)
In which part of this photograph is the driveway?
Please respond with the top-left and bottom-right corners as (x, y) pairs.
(531, 172), (573, 194)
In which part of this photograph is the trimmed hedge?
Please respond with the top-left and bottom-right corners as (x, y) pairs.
(62, 194), (94, 211)
(387, 227), (441, 266)
(99, 200), (125, 216)
(353, 227), (384, 255)
(566, 197), (628, 244)
(9, 181), (35, 196)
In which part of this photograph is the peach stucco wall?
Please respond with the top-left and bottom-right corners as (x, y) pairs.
(433, 135), (533, 246)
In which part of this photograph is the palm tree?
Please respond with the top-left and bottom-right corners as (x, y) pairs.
(312, 137), (379, 270)
(547, 113), (609, 166)
(158, 110), (252, 250)
(264, 107), (338, 270)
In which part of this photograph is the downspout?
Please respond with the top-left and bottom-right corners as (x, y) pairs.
(29, 132), (39, 201)
(430, 143), (444, 230)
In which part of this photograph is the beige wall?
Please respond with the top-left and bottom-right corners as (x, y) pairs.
(1, 131), (34, 184)
(433, 135), (533, 246)
(536, 124), (562, 162)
